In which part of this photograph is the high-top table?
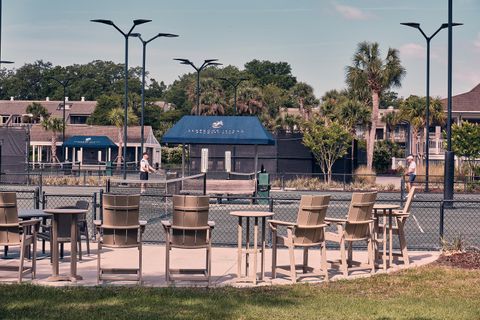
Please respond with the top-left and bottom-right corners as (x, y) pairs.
(373, 203), (400, 270)
(229, 211), (274, 285)
(43, 208), (88, 282)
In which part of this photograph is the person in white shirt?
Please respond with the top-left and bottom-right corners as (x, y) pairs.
(140, 152), (156, 193)
(406, 155), (417, 192)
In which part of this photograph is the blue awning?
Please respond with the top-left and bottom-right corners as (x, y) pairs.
(162, 116), (275, 145)
(63, 135), (117, 148)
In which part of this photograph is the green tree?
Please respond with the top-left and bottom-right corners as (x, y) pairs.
(449, 121), (480, 178)
(244, 59), (297, 90)
(107, 107), (138, 167)
(400, 95), (446, 159)
(382, 111), (403, 142)
(302, 116), (352, 184)
(290, 82), (319, 120)
(40, 117), (64, 163)
(346, 41), (406, 170)
(26, 102), (50, 123)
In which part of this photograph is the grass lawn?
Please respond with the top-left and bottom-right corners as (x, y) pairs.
(1, 265), (480, 320)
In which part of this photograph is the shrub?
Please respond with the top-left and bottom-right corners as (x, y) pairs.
(354, 165), (376, 185)
(373, 140), (403, 173)
(161, 146), (186, 164)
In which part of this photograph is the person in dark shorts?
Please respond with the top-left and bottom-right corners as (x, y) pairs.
(406, 155), (416, 192)
(140, 152), (156, 193)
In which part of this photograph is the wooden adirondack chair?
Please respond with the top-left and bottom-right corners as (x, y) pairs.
(325, 192), (377, 276)
(95, 194), (145, 284)
(269, 195), (330, 283)
(377, 187), (416, 266)
(0, 192), (40, 283)
(162, 195), (214, 286)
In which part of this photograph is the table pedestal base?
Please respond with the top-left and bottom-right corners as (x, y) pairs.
(46, 275), (83, 282)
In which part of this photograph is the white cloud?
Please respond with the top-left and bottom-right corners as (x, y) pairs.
(474, 33), (480, 52)
(333, 3), (371, 20)
(400, 43), (426, 59)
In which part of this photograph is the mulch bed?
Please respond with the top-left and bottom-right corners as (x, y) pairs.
(436, 250), (480, 269)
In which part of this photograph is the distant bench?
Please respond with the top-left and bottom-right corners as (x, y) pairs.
(182, 179), (256, 197)
(71, 164), (107, 172)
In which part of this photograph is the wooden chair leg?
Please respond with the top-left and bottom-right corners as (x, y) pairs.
(321, 241), (328, 281)
(271, 233), (277, 279)
(340, 238), (348, 277)
(165, 242), (170, 283)
(84, 223), (90, 255)
(207, 246), (212, 287)
(347, 242), (353, 267)
(138, 243), (143, 285)
(288, 244), (296, 283)
(97, 241), (101, 285)
(42, 239), (46, 254)
(398, 219), (409, 266)
(18, 243), (26, 283)
(303, 247), (309, 273)
(60, 243), (64, 259)
(368, 238), (375, 274)
(78, 233), (83, 261)
(32, 236), (37, 279)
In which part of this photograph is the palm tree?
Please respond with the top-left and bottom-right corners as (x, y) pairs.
(26, 102), (50, 123)
(346, 41), (406, 170)
(290, 82), (319, 120)
(107, 107), (139, 168)
(337, 99), (371, 169)
(401, 96), (446, 161)
(41, 117), (64, 163)
(382, 111), (404, 142)
(187, 78), (225, 115)
(237, 86), (264, 115)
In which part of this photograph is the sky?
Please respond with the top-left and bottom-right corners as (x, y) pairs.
(1, 0), (479, 99)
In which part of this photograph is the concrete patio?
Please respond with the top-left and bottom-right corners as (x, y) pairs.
(0, 243), (440, 287)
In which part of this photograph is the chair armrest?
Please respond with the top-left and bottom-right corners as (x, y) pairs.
(348, 219), (374, 225)
(268, 219), (296, 231)
(161, 220), (171, 228)
(325, 217), (347, 224)
(19, 219), (41, 227)
(139, 220), (147, 226)
(296, 223), (328, 229)
(93, 220), (102, 226)
(208, 221), (215, 228)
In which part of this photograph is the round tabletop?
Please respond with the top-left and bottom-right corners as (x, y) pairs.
(18, 209), (52, 219)
(229, 211), (274, 218)
(373, 204), (400, 211)
(43, 209), (88, 215)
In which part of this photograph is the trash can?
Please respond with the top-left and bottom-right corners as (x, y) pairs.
(105, 161), (113, 176)
(63, 162), (72, 175)
(257, 172), (270, 204)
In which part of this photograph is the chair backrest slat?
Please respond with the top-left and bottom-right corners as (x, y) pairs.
(345, 192), (377, 240)
(403, 187), (416, 214)
(102, 194), (140, 247)
(0, 192), (20, 245)
(172, 195), (210, 247)
(294, 195), (330, 245)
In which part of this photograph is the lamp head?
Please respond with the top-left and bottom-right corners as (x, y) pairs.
(133, 19), (152, 26)
(158, 33), (179, 38)
(204, 59), (219, 63)
(91, 19), (114, 26)
(441, 22), (463, 29)
(0, 60), (14, 64)
(206, 62), (222, 67)
(401, 22), (420, 29)
(130, 33), (141, 37)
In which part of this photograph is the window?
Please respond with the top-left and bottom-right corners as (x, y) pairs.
(70, 115), (88, 124)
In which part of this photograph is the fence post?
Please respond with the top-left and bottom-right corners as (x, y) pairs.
(281, 174), (285, 191)
(106, 178), (111, 193)
(34, 187), (40, 209)
(400, 178), (405, 206)
(39, 172), (43, 198)
(42, 191), (46, 209)
(99, 189), (104, 221)
(439, 200), (445, 243)
(203, 173), (207, 195)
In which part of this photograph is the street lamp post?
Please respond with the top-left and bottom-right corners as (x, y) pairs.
(219, 77), (248, 115)
(131, 32), (178, 158)
(401, 22), (461, 192)
(91, 19), (151, 179)
(173, 59), (222, 115)
(48, 77), (73, 162)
